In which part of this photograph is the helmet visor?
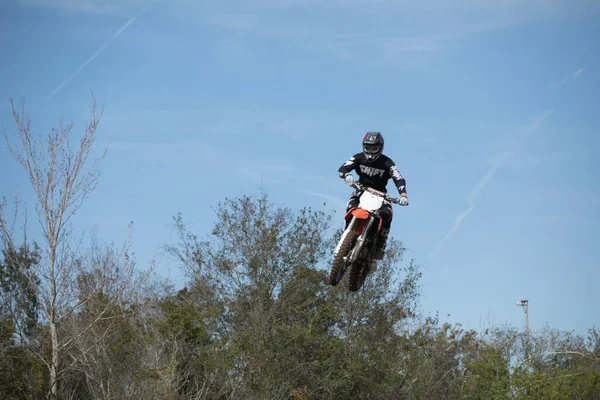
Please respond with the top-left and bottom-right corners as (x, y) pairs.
(363, 144), (380, 154)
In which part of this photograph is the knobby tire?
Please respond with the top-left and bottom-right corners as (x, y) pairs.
(328, 230), (358, 286)
(348, 259), (368, 292)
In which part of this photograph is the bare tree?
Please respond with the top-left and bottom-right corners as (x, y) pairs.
(0, 93), (145, 399)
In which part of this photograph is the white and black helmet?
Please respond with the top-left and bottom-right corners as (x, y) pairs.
(362, 131), (384, 162)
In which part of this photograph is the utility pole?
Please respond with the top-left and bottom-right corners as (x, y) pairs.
(516, 300), (529, 363)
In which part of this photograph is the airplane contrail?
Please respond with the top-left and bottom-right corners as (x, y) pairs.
(560, 68), (585, 85)
(433, 158), (505, 255)
(46, 4), (153, 100)
(432, 109), (554, 255)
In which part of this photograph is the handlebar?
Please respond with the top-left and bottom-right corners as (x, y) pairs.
(346, 181), (404, 205)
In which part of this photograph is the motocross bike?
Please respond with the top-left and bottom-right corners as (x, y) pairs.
(328, 181), (403, 292)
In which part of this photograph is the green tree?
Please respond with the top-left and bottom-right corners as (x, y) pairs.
(510, 325), (600, 399)
(162, 191), (425, 399)
(0, 241), (41, 343)
(0, 312), (46, 399)
(0, 240), (46, 399)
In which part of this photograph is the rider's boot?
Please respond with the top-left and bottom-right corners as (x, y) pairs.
(373, 228), (390, 260)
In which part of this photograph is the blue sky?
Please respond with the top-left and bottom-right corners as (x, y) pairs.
(1, 0), (599, 337)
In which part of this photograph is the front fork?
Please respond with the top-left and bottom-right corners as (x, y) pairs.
(347, 216), (375, 264)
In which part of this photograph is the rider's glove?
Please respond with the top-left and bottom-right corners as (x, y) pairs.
(399, 193), (409, 206)
(344, 173), (354, 185)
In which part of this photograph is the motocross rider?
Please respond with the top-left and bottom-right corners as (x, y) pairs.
(338, 131), (409, 261)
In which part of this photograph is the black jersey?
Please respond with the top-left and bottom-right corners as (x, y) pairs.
(338, 153), (407, 195)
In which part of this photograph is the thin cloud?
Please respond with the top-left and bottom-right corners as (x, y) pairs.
(100, 107), (357, 141)
(433, 110), (554, 255)
(46, 3), (152, 100)
(192, 1), (599, 69)
(108, 139), (298, 186)
(530, 216), (597, 223)
(302, 191), (347, 210)
(17, 0), (148, 16)
(107, 139), (225, 167)
(24, 1), (598, 70)
(236, 167), (284, 184)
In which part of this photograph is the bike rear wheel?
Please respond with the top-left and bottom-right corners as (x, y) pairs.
(348, 259), (368, 292)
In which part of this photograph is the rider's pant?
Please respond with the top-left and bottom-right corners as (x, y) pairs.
(346, 190), (392, 230)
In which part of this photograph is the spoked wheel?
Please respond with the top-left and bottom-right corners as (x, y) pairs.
(348, 259), (369, 292)
(329, 230), (358, 286)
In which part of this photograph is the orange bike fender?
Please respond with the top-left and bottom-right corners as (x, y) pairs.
(351, 208), (370, 219)
(344, 208), (356, 220)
